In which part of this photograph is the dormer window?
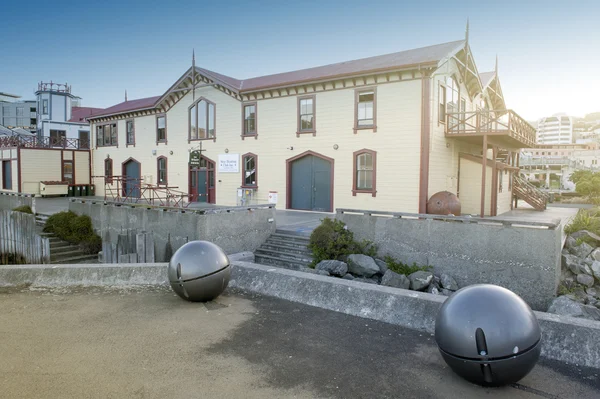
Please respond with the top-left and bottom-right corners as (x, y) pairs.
(189, 98), (216, 141)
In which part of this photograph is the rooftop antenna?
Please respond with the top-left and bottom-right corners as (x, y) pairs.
(125, 90), (128, 102)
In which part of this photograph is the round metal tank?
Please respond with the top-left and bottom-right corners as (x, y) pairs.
(168, 241), (231, 302)
(427, 191), (461, 216)
(435, 284), (541, 386)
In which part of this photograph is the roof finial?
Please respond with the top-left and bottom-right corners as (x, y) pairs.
(495, 54), (498, 75)
(465, 18), (470, 44)
(125, 89), (128, 102)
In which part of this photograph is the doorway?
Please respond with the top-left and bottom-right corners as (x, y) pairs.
(189, 156), (215, 204)
(287, 151), (333, 212)
(122, 158), (141, 198)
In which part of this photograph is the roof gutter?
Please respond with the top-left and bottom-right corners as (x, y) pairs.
(86, 106), (158, 122)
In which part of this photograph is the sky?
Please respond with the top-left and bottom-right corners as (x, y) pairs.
(2, 0), (599, 121)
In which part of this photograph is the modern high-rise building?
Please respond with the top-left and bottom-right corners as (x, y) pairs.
(0, 92), (37, 132)
(536, 113), (573, 144)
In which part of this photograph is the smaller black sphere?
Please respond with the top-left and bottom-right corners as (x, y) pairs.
(168, 241), (230, 302)
(435, 284), (541, 386)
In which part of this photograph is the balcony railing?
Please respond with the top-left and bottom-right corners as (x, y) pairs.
(446, 110), (537, 148)
(0, 136), (90, 150)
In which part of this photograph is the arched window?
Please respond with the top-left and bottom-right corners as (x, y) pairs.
(104, 158), (113, 184)
(189, 98), (216, 141)
(242, 153), (257, 187)
(157, 156), (168, 185)
(352, 149), (377, 197)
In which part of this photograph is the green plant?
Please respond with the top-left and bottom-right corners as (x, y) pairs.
(308, 218), (378, 267)
(43, 211), (102, 254)
(575, 236), (597, 247)
(383, 256), (431, 275)
(564, 209), (600, 236)
(12, 205), (33, 214)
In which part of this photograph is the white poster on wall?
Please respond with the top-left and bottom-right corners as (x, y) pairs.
(218, 154), (239, 173)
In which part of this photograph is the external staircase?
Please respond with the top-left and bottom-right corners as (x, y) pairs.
(36, 213), (98, 264)
(254, 230), (313, 270)
(513, 175), (547, 211)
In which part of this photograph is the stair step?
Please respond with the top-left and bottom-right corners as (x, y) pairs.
(50, 254), (98, 264)
(50, 241), (74, 249)
(51, 245), (81, 255)
(51, 249), (88, 261)
(254, 253), (311, 270)
(275, 229), (312, 238)
(264, 237), (310, 249)
(255, 248), (313, 262)
(268, 233), (310, 244)
(259, 242), (313, 256)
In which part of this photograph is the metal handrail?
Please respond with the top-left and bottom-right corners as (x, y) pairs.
(0, 136), (89, 150)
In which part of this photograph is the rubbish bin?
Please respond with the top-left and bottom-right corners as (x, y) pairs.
(81, 185), (89, 196)
(68, 185), (74, 197)
(74, 185), (81, 197)
(89, 184), (95, 197)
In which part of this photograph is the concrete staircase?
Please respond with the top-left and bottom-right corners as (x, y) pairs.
(36, 214), (98, 264)
(254, 230), (313, 270)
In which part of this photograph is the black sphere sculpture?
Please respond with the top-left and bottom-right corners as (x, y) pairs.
(168, 241), (231, 302)
(435, 284), (541, 386)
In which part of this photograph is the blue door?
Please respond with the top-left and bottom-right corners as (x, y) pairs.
(123, 160), (141, 198)
(2, 160), (12, 190)
(197, 171), (207, 203)
(290, 154), (332, 212)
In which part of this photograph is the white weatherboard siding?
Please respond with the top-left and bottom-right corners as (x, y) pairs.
(93, 78), (423, 212)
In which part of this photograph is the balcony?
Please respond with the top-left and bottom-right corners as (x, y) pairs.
(446, 110), (537, 149)
(0, 136), (90, 150)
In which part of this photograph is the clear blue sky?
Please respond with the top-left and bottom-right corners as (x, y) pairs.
(2, 0), (599, 120)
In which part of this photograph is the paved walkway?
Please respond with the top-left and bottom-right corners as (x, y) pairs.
(0, 287), (597, 398)
(275, 209), (331, 235)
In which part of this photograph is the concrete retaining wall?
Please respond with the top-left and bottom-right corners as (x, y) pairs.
(336, 209), (562, 311)
(0, 191), (34, 211)
(68, 199), (276, 261)
(0, 262), (598, 369)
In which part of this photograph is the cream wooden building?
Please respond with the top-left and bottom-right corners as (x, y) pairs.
(88, 33), (541, 216)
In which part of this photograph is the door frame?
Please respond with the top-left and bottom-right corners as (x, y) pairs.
(121, 157), (141, 198)
(286, 150), (334, 212)
(188, 155), (216, 204)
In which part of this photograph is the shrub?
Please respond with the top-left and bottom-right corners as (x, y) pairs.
(43, 211), (102, 254)
(564, 209), (600, 236)
(12, 205), (33, 214)
(383, 256), (431, 275)
(308, 218), (378, 267)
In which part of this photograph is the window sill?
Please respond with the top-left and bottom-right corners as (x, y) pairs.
(240, 185), (258, 190)
(126, 143), (135, 147)
(241, 133), (258, 140)
(189, 137), (216, 143)
(352, 189), (377, 197)
(156, 140), (168, 145)
(353, 125), (377, 133)
(296, 130), (316, 137)
(96, 144), (118, 148)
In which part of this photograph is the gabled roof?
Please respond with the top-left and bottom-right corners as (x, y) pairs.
(0, 125), (13, 136)
(11, 128), (35, 136)
(479, 72), (496, 89)
(90, 96), (160, 119)
(69, 106), (105, 122)
(479, 71), (505, 110)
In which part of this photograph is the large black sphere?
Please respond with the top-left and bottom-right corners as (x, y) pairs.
(168, 241), (230, 302)
(435, 284), (541, 386)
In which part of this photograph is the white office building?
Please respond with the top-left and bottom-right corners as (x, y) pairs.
(536, 113), (574, 144)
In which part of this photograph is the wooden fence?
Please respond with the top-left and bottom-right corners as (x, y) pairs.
(0, 210), (50, 264)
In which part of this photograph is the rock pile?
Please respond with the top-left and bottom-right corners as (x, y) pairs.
(311, 255), (459, 296)
(547, 230), (600, 321)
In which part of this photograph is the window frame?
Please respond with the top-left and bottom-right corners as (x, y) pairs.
(188, 97), (216, 142)
(62, 160), (74, 185)
(241, 102), (258, 139)
(156, 114), (167, 144)
(297, 95), (316, 136)
(42, 99), (48, 115)
(241, 152), (258, 188)
(95, 122), (118, 148)
(126, 119), (135, 147)
(2, 160), (12, 190)
(438, 83), (446, 124)
(157, 156), (168, 186)
(104, 158), (113, 184)
(354, 87), (377, 133)
(352, 149), (377, 197)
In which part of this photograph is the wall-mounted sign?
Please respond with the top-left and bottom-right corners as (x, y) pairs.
(189, 150), (202, 167)
(218, 154), (239, 173)
(268, 191), (278, 204)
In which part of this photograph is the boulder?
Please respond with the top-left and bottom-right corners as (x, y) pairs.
(315, 260), (348, 277)
(381, 270), (410, 290)
(342, 273), (355, 281)
(300, 267), (330, 276)
(428, 286), (440, 295)
(440, 273), (459, 291)
(569, 242), (594, 260)
(586, 286), (599, 298)
(440, 288), (453, 296)
(408, 271), (434, 291)
(374, 259), (388, 275)
(347, 254), (380, 278)
(582, 305), (600, 321)
(591, 261), (600, 280)
(590, 248), (600, 262)
(354, 277), (378, 285)
(562, 254), (582, 274)
(571, 230), (600, 245)
(565, 236), (578, 250)
(577, 274), (595, 288)
(548, 296), (585, 318)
